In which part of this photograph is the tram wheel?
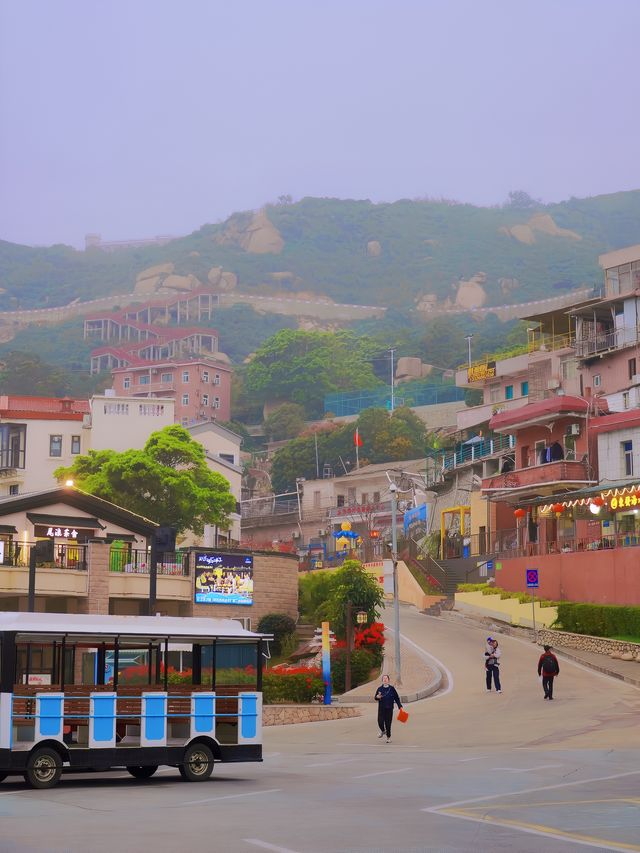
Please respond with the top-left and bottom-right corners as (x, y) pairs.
(24, 747), (62, 790)
(180, 744), (214, 782)
(126, 765), (158, 779)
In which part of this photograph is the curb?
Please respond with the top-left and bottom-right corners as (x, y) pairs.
(550, 647), (640, 688)
(334, 645), (444, 705)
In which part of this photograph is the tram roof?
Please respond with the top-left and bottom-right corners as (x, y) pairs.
(0, 611), (271, 643)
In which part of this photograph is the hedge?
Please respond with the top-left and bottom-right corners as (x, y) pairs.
(553, 603), (640, 637)
(330, 648), (377, 694)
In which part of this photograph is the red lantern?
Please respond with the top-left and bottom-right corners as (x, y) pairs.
(592, 496), (604, 507)
(552, 502), (564, 516)
(514, 508), (526, 520)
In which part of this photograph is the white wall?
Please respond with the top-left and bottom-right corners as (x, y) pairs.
(597, 426), (640, 481)
(90, 395), (175, 452)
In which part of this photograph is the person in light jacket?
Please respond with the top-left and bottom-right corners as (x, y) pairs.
(485, 637), (502, 693)
(374, 674), (403, 743)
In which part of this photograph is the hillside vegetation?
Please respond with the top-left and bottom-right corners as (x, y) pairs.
(2, 191), (640, 312)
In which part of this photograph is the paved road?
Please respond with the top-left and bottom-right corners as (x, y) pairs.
(1, 607), (639, 853)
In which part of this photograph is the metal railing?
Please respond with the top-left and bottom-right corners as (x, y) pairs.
(426, 434), (515, 475)
(2, 543), (88, 571)
(575, 325), (640, 358)
(441, 528), (640, 560)
(108, 549), (189, 576)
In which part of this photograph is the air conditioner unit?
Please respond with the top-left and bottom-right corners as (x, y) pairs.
(292, 530), (301, 539)
(547, 378), (561, 390)
(569, 424), (581, 436)
(631, 374), (640, 386)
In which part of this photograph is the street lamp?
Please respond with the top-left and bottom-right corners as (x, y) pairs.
(344, 604), (368, 693)
(389, 482), (402, 685)
(465, 334), (474, 367)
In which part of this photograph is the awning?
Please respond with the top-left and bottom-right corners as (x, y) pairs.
(26, 513), (106, 530)
(489, 396), (608, 432)
(527, 479), (640, 507)
(104, 533), (138, 542)
(0, 525), (17, 534)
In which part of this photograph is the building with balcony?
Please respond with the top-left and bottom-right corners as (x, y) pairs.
(0, 486), (297, 625)
(0, 396), (90, 497)
(90, 327), (219, 375)
(111, 357), (232, 425)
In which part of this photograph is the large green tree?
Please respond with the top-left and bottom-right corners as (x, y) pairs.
(244, 329), (381, 417)
(54, 425), (236, 535)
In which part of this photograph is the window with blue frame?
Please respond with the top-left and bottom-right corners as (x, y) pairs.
(505, 385), (514, 400)
(521, 381), (529, 397)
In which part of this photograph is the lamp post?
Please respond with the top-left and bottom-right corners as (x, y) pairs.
(465, 334), (474, 367)
(344, 605), (368, 693)
(390, 482), (402, 685)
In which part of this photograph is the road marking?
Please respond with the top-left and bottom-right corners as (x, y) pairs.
(386, 626), (454, 698)
(458, 756), (485, 762)
(353, 767), (412, 780)
(490, 764), (563, 773)
(423, 768), (640, 813)
(181, 788), (281, 806)
(306, 757), (364, 768)
(244, 840), (303, 853)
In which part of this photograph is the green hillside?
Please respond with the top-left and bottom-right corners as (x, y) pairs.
(1, 191), (639, 312)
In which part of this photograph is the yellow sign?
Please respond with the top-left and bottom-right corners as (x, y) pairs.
(467, 361), (496, 383)
(610, 493), (640, 511)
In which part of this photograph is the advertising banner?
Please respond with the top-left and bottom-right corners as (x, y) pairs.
(194, 552), (254, 605)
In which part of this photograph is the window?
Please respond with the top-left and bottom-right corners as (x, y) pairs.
(361, 493), (368, 505)
(123, 377), (131, 389)
(520, 381), (529, 397)
(313, 490), (321, 508)
(213, 373), (221, 386)
(623, 392), (631, 410)
(489, 385), (501, 403)
(623, 440), (634, 476)
(347, 487), (356, 504)
(181, 417), (189, 426)
(71, 435), (81, 454)
(373, 491), (380, 504)
(139, 375), (150, 385)
(138, 404), (165, 416)
(202, 371), (209, 383)
(593, 374), (602, 388)
(103, 403), (129, 415)
(9, 484), (18, 495)
(337, 495), (345, 507)
(202, 394), (209, 406)
(182, 371), (190, 383)
(212, 397), (220, 409)
(629, 358), (637, 381)
(49, 435), (62, 457)
(220, 453), (235, 464)
(534, 440), (546, 465)
(161, 373), (172, 383)
(182, 394), (189, 406)
(505, 385), (514, 400)
(561, 358), (577, 381)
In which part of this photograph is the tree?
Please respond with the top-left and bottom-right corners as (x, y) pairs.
(54, 425), (236, 535)
(244, 329), (381, 418)
(325, 559), (385, 638)
(263, 403), (306, 442)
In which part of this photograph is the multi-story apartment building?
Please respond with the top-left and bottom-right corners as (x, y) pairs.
(111, 357), (232, 425)
(0, 396), (90, 496)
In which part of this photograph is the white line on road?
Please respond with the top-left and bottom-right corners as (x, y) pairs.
(181, 788), (281, 807)
(353, 767), (412, 780)
(458, 757), (485, 762)
(306, 757), (364, 768)
(490, 764), (563, 773)
(386, 625), (454, 699)
(244, 840), (303, 853)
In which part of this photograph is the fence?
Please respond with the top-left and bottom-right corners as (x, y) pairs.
(108, 549), (189, 576)
(324, 383), (465, 417)
(426, 434), (515, 475)
(2, 543), (88, 571)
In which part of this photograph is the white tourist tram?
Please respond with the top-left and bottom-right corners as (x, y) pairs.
(0, 612), (268, 788)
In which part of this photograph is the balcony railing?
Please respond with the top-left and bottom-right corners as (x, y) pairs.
(426, 434), (515, 481)
(108, 549), (189, 576)
(444, 529), (640, 561)
(575, 325), (640, 358)
(2, 543), (88, 571)
(482, 460), (593, 494)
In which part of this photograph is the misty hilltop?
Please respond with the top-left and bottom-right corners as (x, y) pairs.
(2, 190), (640, 313)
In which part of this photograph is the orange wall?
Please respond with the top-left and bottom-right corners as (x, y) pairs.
(496, 548), (640, 605)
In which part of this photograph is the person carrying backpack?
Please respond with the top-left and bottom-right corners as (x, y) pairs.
(537, 645), (560, 699)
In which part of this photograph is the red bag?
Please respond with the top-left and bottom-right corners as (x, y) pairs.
(397, 708), (409, 723)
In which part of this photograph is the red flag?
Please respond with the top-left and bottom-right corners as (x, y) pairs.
(354, 428), (363, 447)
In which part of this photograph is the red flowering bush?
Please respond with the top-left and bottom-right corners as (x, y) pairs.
(354, 622), (385, 667)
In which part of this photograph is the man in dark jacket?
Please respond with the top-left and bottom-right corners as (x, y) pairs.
(374, 674), (403, 742)
(537, 645), (560, 699)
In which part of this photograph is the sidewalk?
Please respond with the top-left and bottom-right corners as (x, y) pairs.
(336, 631), (442, 704)
(440, 609), (640, 689)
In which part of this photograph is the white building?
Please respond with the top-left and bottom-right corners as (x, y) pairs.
(88, 392), (175, 452)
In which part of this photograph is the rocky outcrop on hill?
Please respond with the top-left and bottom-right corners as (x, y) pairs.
(214, 209), (284, 254)
(454, 272), (488, 309)
(500, 213), (581, 245)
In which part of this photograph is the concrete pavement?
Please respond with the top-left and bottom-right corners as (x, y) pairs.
(1, 604), (639, 852)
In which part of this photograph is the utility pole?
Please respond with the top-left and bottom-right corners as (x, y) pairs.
(389, 347), (396, 414)
(465, 334), (473, 367)
(390, 482), (401, 685)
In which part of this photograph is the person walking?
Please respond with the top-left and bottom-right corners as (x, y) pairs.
(485, 637), (502, 693)
(374, 674), (403, 743)
(537, 644), (560, 699)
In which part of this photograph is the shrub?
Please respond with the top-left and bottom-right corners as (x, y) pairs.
(553, 603), (640, 637)
(331, 648), (377, 694)
(353, 621), (385, 668)
(263, 668), (324, 704)
(258, 613), (297, 655)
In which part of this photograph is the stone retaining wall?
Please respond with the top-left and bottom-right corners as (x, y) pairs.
(538, 628), (640, 659)
(263, 705), (362, 726)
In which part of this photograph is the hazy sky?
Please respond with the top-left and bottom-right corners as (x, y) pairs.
(2, 0), (640, 248)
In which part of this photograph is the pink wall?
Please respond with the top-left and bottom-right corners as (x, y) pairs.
(583, 348), (637, 396)
(514, 417), (588, 468)
(496, 548), (640, 605)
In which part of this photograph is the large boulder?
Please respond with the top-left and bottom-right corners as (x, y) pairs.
(159, 273), (201, 293)
(455, 273), (488, 309)
(136, 262), (175, 282)
(367, 240), (382, 257)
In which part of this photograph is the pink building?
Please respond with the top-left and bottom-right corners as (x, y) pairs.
(111, 358), (232, 426)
